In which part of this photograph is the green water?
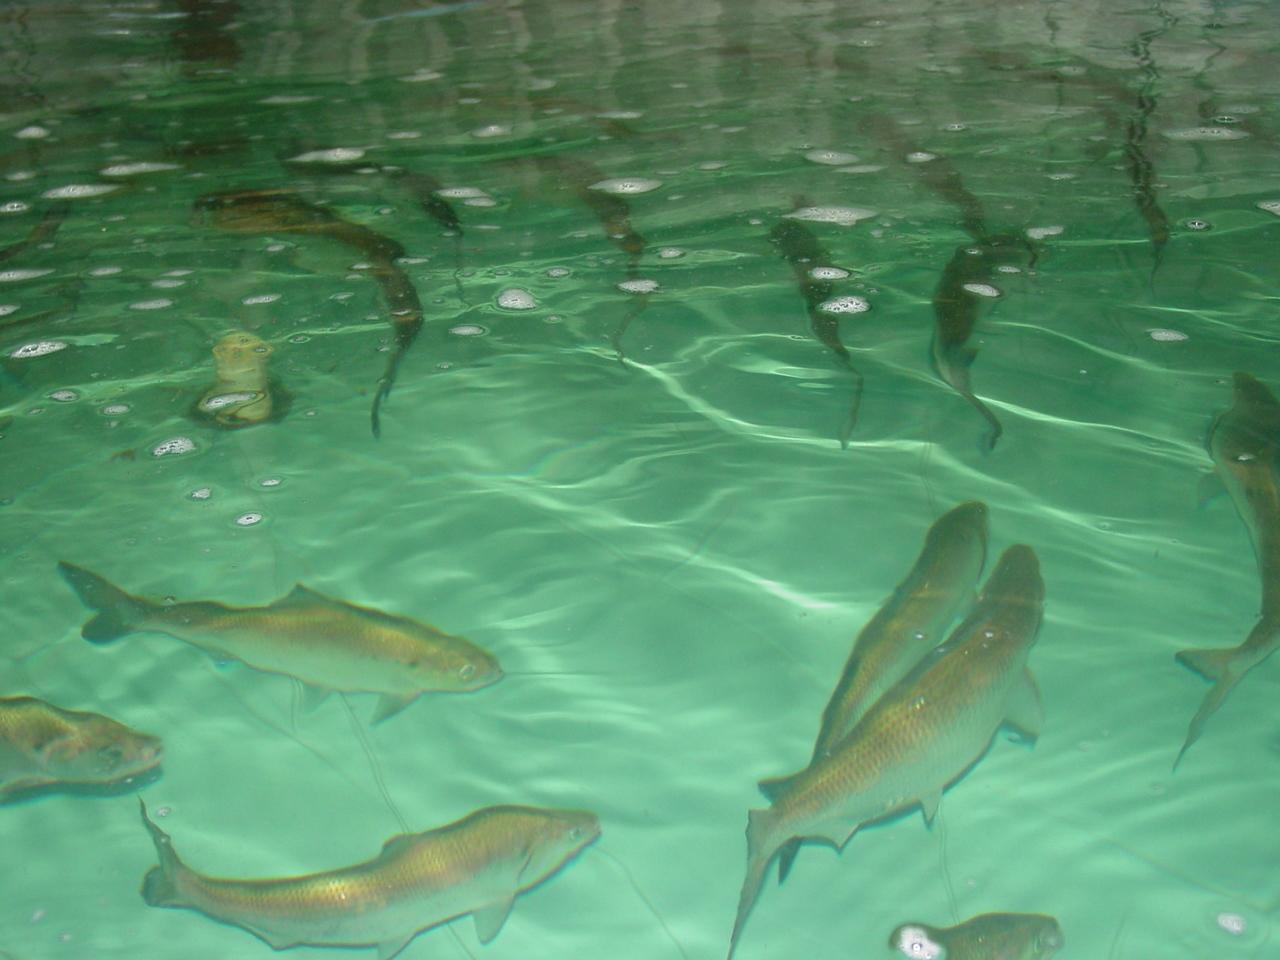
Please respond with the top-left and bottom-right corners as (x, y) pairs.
(2, 1), (1279, 958)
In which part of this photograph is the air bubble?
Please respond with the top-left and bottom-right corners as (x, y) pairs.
(449, 324), (487, 336)
(1, 201), (28, 214)
(496, 288), (537, 310)
(89, 266), (123, 276)
(243, 294), (280, 305)
(809, 266), (850, 280)
(906, 151), (937, 163)
(942, 122), (968, 132)
(0, 269), (54, 282)
(1163, 126), (1249, 141)
(785, 206), (877, 226)
(189, 487), (212, 501)
(235, 512), (263, 526)
(48, 389), (78, 402)
(818, 296), (870, 314)
(657, 247), (685, 259)
(470, 124), (511, 139)
(130, 298), (173, 310)
(588, 178), (662, 195)
(151, 437), (196, 457)
(1148, 329), (1188, 342)
(804, 149), (859, 165)
(892, 924), (942, 959)
(1217, 913), (1246, 935)
(41, 184), (120, 199)
(1256, 200), (1280, 217)
(288, 148), (365, 163)
(962, 283), (1000, 298)
(101, 403), (130, 415)
(0, 305), (17, 316)
(436, 187), (487, 199)
(618, 279), (658, 294)
(100, 162), (181, 176)
(258, 477), (283, 488)
(199, 392), (259, 412)
(546, 267), (571, 278)
(835, 164), (885, 174)
(9, 340), (67, 359)
(1184, 218), (1211, 231)
(15, 125), (49, 140)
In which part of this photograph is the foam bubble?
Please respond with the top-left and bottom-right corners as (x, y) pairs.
(48, 389), (78, 402)
(835, 164), (885, 174)
(0, 305), (16, 316)
(436, 186), (487, 199)
(259, 94), (319, 104)
(41, 184), (120, 200)
(129, 298), (173, 310)
(152, 278), (185, 289)
(449, 324), (487, 336)
(89, 266), (122, 277)
(258, 477), (283, 488)
(1185, 218), (1211, 231)
(496, 288), (537, 310)
(589, 178), (662, 195)
(470, 124), (511, 139)
(15, 125), (49, 140)
(101, 403), (130, 415)
(962, 283), (1000, 298)
(546, 267), (571, 278)
(1148, 328), (1188, 342)
(618, 279), (658, 294)
(9, 340), (67, 359)
(906, 151), (937, 163)
(151, 436), (195, 458)
(0, 269), (53, 282)
(288, 148), (365, 164)
(1217, 913), (1246, 935)
(809, 266), (849, 280)
(1, 201), (28, 213)
(805, 149), (858, 165)
(463, 197), (496, 207)
(100, 162), (181, 176)
(1163, 126), (1249, 141)
(235, 512), (263, 526)
(1027, 225), (1064, 239)
(786, 206), (877, 226)
(1256, 200), (1280, 217)
(243, 294), (280, 305)
(818, 295), (870, 314)
(189, 487), (212, 501)
(657, 247), (685, 259)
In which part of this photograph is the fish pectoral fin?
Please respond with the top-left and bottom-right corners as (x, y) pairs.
(776, 838), (801, 885)
(280, 583), (328, 607)
(473, 896), (515, 944)
(1002, 668), (1044, 745)
(1196, 471), (1226, 507)
(1175, 646), (1234, 683)
(371, 693), (418, 724)
(376, 933), (417, 960)
(919, 791), (942, 826)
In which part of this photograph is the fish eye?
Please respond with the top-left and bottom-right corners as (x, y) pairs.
(458, 663), (476, 680)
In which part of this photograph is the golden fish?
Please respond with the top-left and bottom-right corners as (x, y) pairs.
(58, 562), (501, 722)
(139, 800), (599, 959)
(0, 696), (161, 801)
(727, 545), (1044, 960)
(760, 501), (987, 884)
(890, 912), (1064, 960)
(1176, 372), (1280, 767)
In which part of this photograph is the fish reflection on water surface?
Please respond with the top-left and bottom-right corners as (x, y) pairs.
(139, 800), (600, 959)
(0, 696), (162, 801)
(57, 562), (501, 722)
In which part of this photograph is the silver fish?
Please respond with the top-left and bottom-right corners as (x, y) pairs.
(1175, 372), (1280, 767)
(58, 562), (501, 722)
(139, 800), (599, 959)
(727, 545), (1044, 960)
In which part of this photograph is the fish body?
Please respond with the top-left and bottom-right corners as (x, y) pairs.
(0, 697), (162, 800)
(810, 500), (988, 761)
(890, 912), (1064, 960)
(728, 545), (1044, 960)
(1175, 372), (1280, 765)
(193, 189), (421, 436)
(57, 562), (501, 721)
(769, 215), (864, 445)
(140, 800), (599, 959)
(931, 237), (1029, 450)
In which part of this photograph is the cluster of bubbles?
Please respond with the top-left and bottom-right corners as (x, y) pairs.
(496, 288), (537, 310)
(9, 340), (66, 359)
(786, 206), (877, 226)
(617, 279), (658, 294)
(588, 177), (662, 195)
(41, 184), (118, 199)
(818, 295), (870, 315)
(809, 266), (850, 280)
(150, 437), (196, 458)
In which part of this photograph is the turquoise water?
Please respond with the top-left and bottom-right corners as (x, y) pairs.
(2, 1), (1279, 958)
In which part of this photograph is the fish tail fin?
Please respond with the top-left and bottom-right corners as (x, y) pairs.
(139, 799), (188, 908)
(57, 561), (152, 643)
(1174, 671), (1242, 771)
(1175, 645), (1234, 682)
(726, 808), (780, 960)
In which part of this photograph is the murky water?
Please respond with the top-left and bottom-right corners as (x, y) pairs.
(2, 1), (1279, 958)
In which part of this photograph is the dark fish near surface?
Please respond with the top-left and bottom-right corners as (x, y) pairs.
(727, 546), (1044, 960)
(932, 236), (1030, 450)
(0, 696), (162, 801)
(760, 501), (988, 884)
(0, 204), (68, 262)
(139, 799), (599, 959)
(1175, 373), (1280, 767)
(1127, 23), (1173, 285)
(194, 189), (422, 437)
(768, 215), (865, 447)
(890, 912), (1064, 960)
(58, 562), (501, 722)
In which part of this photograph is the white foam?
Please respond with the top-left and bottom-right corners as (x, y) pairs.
(151, 436), (195, 457)
(496, 288), (537, 310)
(962, 283), (1000, 298)
(9, 340), (66, 359)
(41, 183), (120, 199)
(618, 279), (658, 294)
(1148, 328), (1188, 342)
(1257, 200), (1280, 217)
(0, 269), (53, 282)
(100, 161), (181, 176)
(288, 148), (365, 164)
(805, 149), (858, 165)
(809, 266), (850, 280)
(818, 295), (870, 314)
(589, 177), (662, 195)
(786, 206), (877, 226)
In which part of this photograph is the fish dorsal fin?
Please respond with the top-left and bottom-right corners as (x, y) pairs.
(757, 772), (800, 804)
(376, 933), (416, 960)
(279, 584), (327, 608)
(1003, 668), (1044, 744)
(379, 833), (418, 858)
(919, 791), (942, 825)
(473, 896), (515, 944)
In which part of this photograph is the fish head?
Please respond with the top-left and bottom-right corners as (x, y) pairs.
(45, 717), (163, 785)
(409, 632), (503, 692)
(928, 500), (989, 569)
(890, 913), (1063, 960)
(1211, 373), (1280, 475)
(521, 808), (601, 885)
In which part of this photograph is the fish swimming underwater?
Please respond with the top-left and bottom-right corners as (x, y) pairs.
(193, 188), (422, 437)
(727, 545), (1045, 960)
(931, 236), (1030, 450)
(768, 214), (865, 447)
(58, 562), (501, 722)
(890, 912), (1064, 960)
(1175, 372), (1280, 767)
(0, 697), (162, 801)
(139, 800), (599, 959)
(760, 500), (988, 884)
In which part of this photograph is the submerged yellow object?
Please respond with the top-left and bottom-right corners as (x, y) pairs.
(139, 800), (600, 959)
(58, 562), (501, 722)
(195, 330), (281, 427)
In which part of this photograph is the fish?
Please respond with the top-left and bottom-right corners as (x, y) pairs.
(760, 500), (988, 885)
(193, 189), (422, 437)
(727, 545), (1044, 960)
(889, 912), (1064, 960)
(0, 204), (69, 263)
(931, 236), (1030, 450)
(1127, 25), (1171, 286)
(57, 561), (501, 722)
(768, 214), (865, 447)
(139, 799), (599, 959)
(1175, 372), (1280, 767)
(0, 696), (162, 801)
(194, 330), (289, 428)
